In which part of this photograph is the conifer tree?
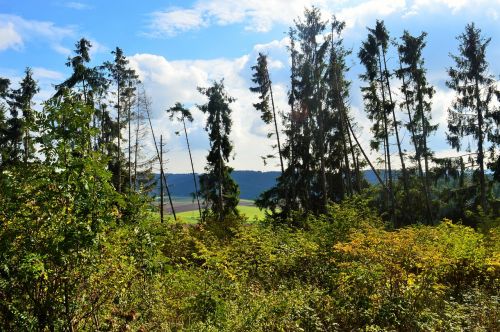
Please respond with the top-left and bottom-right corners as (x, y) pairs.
(359, 27), (396, 219)
(0, 77), (10, 168)
(105, 47), (138, 192)
(294, 7), (331, 212)
(4, 69), (39, 165)
(12, 68), (39, 163)
(250, 53), (284, 173)
(397, 31), (437, 223)
(447, 23), (499, 211)
(197, 80), (239, 221)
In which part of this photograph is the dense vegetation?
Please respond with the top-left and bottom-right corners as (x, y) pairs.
(0, 7), (498, 331)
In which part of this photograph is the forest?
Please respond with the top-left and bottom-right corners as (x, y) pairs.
(0, 7), (499, 331)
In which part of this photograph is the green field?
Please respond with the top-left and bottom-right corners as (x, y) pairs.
(176, 205), (267, 224)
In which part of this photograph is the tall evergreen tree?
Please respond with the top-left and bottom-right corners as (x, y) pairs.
(0, 77), (10, 168)
(397, 31), (437, 223)
(197, 80), (240, 221)
(447, 23), (499, 211)
(249, 53), (284, 173)
(326, 17), (357, 198)
(359, 26), (396, 220)
(105, 47), (138, 192)
(17, 68), (39, 163)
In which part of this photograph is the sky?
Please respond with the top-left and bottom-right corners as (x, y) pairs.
(0, 0), (499, 173)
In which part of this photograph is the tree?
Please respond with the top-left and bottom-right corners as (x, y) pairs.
(0, 91), (118, 330)
(166, 102), (202, 219)
(3, 69), (39, 165)
(396, 31), (437, 223)
(0, 77), (10, 168)
(16, 68), (39, 163)
(326, 17), (357, 198)
(249, 53), (284, 173)
(197, 80), (240, 221)
(447, 23), (499, 211)
(105, 47), (138, 192)
(359, 20), (410, 223)
(132, 88), (157, 193)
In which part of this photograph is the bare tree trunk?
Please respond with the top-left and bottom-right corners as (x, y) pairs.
(117, 80), (121, 193)
(160, 135), (164, 223)
(475, 79), (487, 211)
(377, 54), (396, 224)
(382, 50), (410, 219)
(128, 98), (132, 190)
(144, 94), (176, 220)
(268, 76), (285, 174)
(134, 102), (140, 191)
(182, 116), (202, 219)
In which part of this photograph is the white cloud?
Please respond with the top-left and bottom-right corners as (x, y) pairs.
(148, 8), (208, 37)
(146, 0), (500, 37)
(32, 67), (64, 81)
(337, 0), (406, 30)
(0, 22), (23, 51)
(65, 2), (91, 10)
(409, 0), (500, 15)
(0, 14), (75, 53)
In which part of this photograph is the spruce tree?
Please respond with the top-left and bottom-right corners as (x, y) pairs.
(10, 69), (39, 164)
(447, 23), (499, 211)
(105, 47), (138, 192)
(250, 53), (284, 173)
(397, 31), (437, 223)
(197, 80), (239, 221)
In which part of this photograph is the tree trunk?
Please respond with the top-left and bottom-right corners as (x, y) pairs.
(160, 135), (164, 223)
(117, 80), (121, 193)
(377, 54), (395, 223)
(183, 116), (202, 219)
(382, 50), (410, 223)
(475, 79), (487, 211)
(268, 76), (285, 174)
(128, 98), (132, 190)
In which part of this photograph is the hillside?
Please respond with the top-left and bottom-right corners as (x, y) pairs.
(153, 170), (387, 200)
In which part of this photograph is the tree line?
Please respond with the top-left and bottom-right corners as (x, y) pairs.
(0, 7), (498, 228)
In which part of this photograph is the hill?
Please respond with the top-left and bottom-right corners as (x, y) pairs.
(153, 170), (384, 200)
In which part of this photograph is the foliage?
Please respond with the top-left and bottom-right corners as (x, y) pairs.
(197, 80), (240, 221)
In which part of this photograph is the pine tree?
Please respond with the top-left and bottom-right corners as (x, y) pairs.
(447, 23), (499, 211)
(197, 80), (240, 221)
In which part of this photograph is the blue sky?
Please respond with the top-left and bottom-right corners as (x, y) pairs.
(1, 0), (499, 173)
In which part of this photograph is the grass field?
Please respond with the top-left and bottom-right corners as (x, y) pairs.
(176, 205), (267, 224)
(152, 197), (268, 224)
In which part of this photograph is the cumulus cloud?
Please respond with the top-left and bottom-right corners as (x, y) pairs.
(127, 52), (285, 172)
(146, 0), (500, 37)
(0, 14), (75, 54)
(0, 22), (23, 51)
